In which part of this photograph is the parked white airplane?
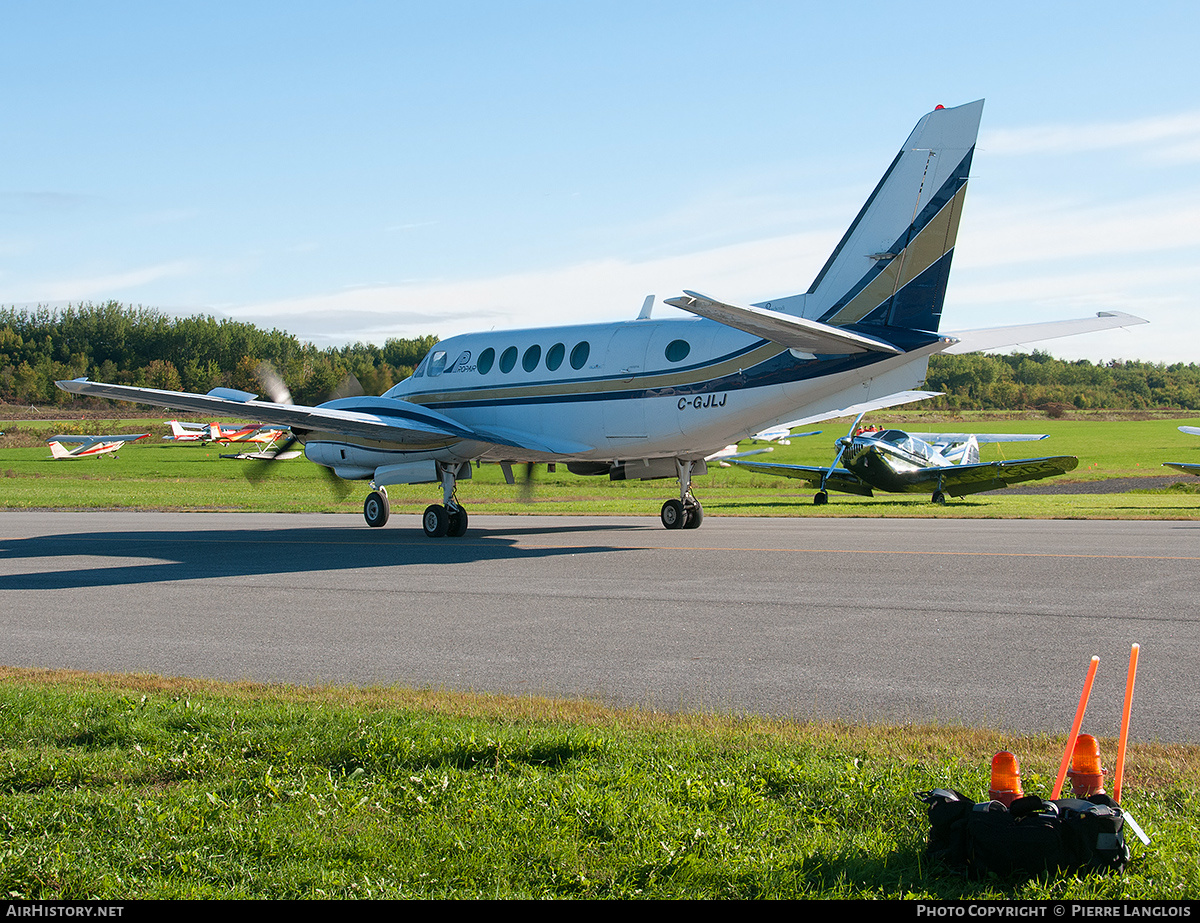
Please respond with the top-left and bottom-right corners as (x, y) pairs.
(56, 100), (1147, 536)
(48, 433), (149, 458)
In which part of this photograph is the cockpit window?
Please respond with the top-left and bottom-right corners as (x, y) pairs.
(427, 350), (448, 377)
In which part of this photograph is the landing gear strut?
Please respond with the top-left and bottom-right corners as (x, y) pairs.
(422, 462), (469, 538)
(661, 459), (704, 530)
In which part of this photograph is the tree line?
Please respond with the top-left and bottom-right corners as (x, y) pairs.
(2, 302), (1198, 411)
(1, 303), (436, 407)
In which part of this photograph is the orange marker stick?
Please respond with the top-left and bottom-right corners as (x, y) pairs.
(1053, 655), (1100, 800)
(1113, 643), (1140, 803)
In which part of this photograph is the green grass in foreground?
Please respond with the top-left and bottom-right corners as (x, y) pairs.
(2, 669), (1198, 899)
(2, 413), (1200, 520)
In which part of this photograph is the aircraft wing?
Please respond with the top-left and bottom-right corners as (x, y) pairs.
(935, 456), (1079, 496)
(1164, 463), (1200, 475)
(1178, 426), (1200, 436)
(726, 460), (875, 497)
(55, 379), (593, 455)
(664, 291), (906, 355)
(942, 312), (1148, 354)
(49, 433), (150, 445)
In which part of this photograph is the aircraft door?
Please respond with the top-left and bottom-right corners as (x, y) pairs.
(602, 325), (650, 440)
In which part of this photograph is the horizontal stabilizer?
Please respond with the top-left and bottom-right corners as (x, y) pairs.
(943, 312), (1148, 354)
(1164, 463), (1200, 475)
(664, 291), (904, 355)
(909, 433), (1048, 444)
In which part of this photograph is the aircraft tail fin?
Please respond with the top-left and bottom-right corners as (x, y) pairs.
(764, 100), (983, 335)
(48, 441), (71, 458)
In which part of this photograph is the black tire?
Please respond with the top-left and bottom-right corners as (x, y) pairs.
(364, 491), (390, 528)
(931, 491), (947, 505)
(813, 491), (828, 506)
(660, 498), (686, 529)
(448, 506), (469, 537)
(683, 501), (704, 529)
(422, 503), (450, 538)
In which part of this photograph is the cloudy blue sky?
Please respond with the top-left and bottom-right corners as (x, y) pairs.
(3, 1), (1198, 362)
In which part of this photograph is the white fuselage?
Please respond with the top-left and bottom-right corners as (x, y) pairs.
(302, 316), (946, 479)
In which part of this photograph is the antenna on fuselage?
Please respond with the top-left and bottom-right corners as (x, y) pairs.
(637, 295), (655, 320)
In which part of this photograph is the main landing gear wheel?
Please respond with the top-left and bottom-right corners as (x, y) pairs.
(423, 503), (450, 538)
(448, 506), (468, 537)
(931, 490), (947, 505)
(661, 498), (686, 529)
(683, 500), (703, 529)
(813, 491), (829, 505)
(364, 490), (390, 527)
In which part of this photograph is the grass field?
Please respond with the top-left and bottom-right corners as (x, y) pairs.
(2, 669), (1197, 900)
(4, 412), (1199, 898)
(3, 412), (1200, 520)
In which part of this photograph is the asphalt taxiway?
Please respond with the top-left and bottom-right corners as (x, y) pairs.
(2, 511), (1196, 742)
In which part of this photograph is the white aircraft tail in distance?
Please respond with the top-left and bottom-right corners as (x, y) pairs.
(57, 100), (1148, 536)
(47, 433), (149, 458)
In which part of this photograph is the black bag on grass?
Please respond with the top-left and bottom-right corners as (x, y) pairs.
(917, 788), (1130, 878)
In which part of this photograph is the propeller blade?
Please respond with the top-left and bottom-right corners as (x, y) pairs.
(328, 371), (365, 401)
(821, 411), (868, 489)
(519, 462), (537, 501)
(255, 361), (292, 405)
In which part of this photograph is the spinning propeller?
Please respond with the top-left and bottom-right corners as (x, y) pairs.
(244, 361), (360, 499)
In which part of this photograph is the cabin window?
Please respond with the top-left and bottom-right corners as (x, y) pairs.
(546, 342), (565, 371)
(522, 344), (542, 372)
(499, 346), (518, 373)
(477, 347), (495, 374)
(570, 341), (590, 370)
(427, 350), (448, 377)
(665, 339), (691, 362)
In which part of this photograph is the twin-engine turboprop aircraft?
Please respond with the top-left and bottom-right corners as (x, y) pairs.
(56, 100), (1147, 536)
(729, 420), (1076, 504)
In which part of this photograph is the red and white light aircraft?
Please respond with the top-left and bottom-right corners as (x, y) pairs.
(48, 433), (149, 459)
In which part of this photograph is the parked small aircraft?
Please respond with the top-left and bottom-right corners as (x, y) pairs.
(56, 100), (1146, 535)
(1163, 425), (1200, 475)
(47, 433), (149, 459)
(729, 415), (1076, 503)
(164, 420), (288, 446)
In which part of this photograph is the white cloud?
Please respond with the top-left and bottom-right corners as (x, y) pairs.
(982, 111), (1200, 161)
